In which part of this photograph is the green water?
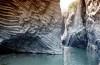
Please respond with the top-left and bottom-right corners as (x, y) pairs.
(64, 47), (98, 65)
(0, 47), (98, 65)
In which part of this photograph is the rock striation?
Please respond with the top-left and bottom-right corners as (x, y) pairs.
(0, 0), (63, 54)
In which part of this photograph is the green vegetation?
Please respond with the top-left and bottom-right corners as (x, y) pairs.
(68, 2), (77, 12)
(68, 0), (80, 12)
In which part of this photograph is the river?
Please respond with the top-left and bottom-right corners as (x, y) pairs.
(0, 47), (98, 65)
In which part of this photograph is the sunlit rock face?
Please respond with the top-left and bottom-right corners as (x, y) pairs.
(0, 0), (63, 54)
(61, 0), (88, 49)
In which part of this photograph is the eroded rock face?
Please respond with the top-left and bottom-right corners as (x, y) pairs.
(0, 0), (63, 54)
(85, 0), (100, 59)
(61, 0), (100, 62)
(61, 0), (88, 49)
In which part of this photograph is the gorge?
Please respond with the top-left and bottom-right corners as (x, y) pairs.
(0, 0), (100, 65)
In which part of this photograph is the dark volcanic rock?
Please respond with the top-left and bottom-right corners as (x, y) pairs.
(67, 29), (87, 49)
(0, 0), (62, 54)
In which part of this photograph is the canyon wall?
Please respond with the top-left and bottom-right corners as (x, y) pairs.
(0, 0), (63, 54)
(61, 0), (87, 49)
(61, 0), (100, 62)
(0, 0), (100, 58)
(85, 0), (100, 60)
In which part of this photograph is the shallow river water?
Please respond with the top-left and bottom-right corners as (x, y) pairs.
(0, 47), (98, 65)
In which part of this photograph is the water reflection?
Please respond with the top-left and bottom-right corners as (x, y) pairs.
(64, 47), (98, 65)
(0, 54), (63, 65)
(0, 47), (99, 65)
